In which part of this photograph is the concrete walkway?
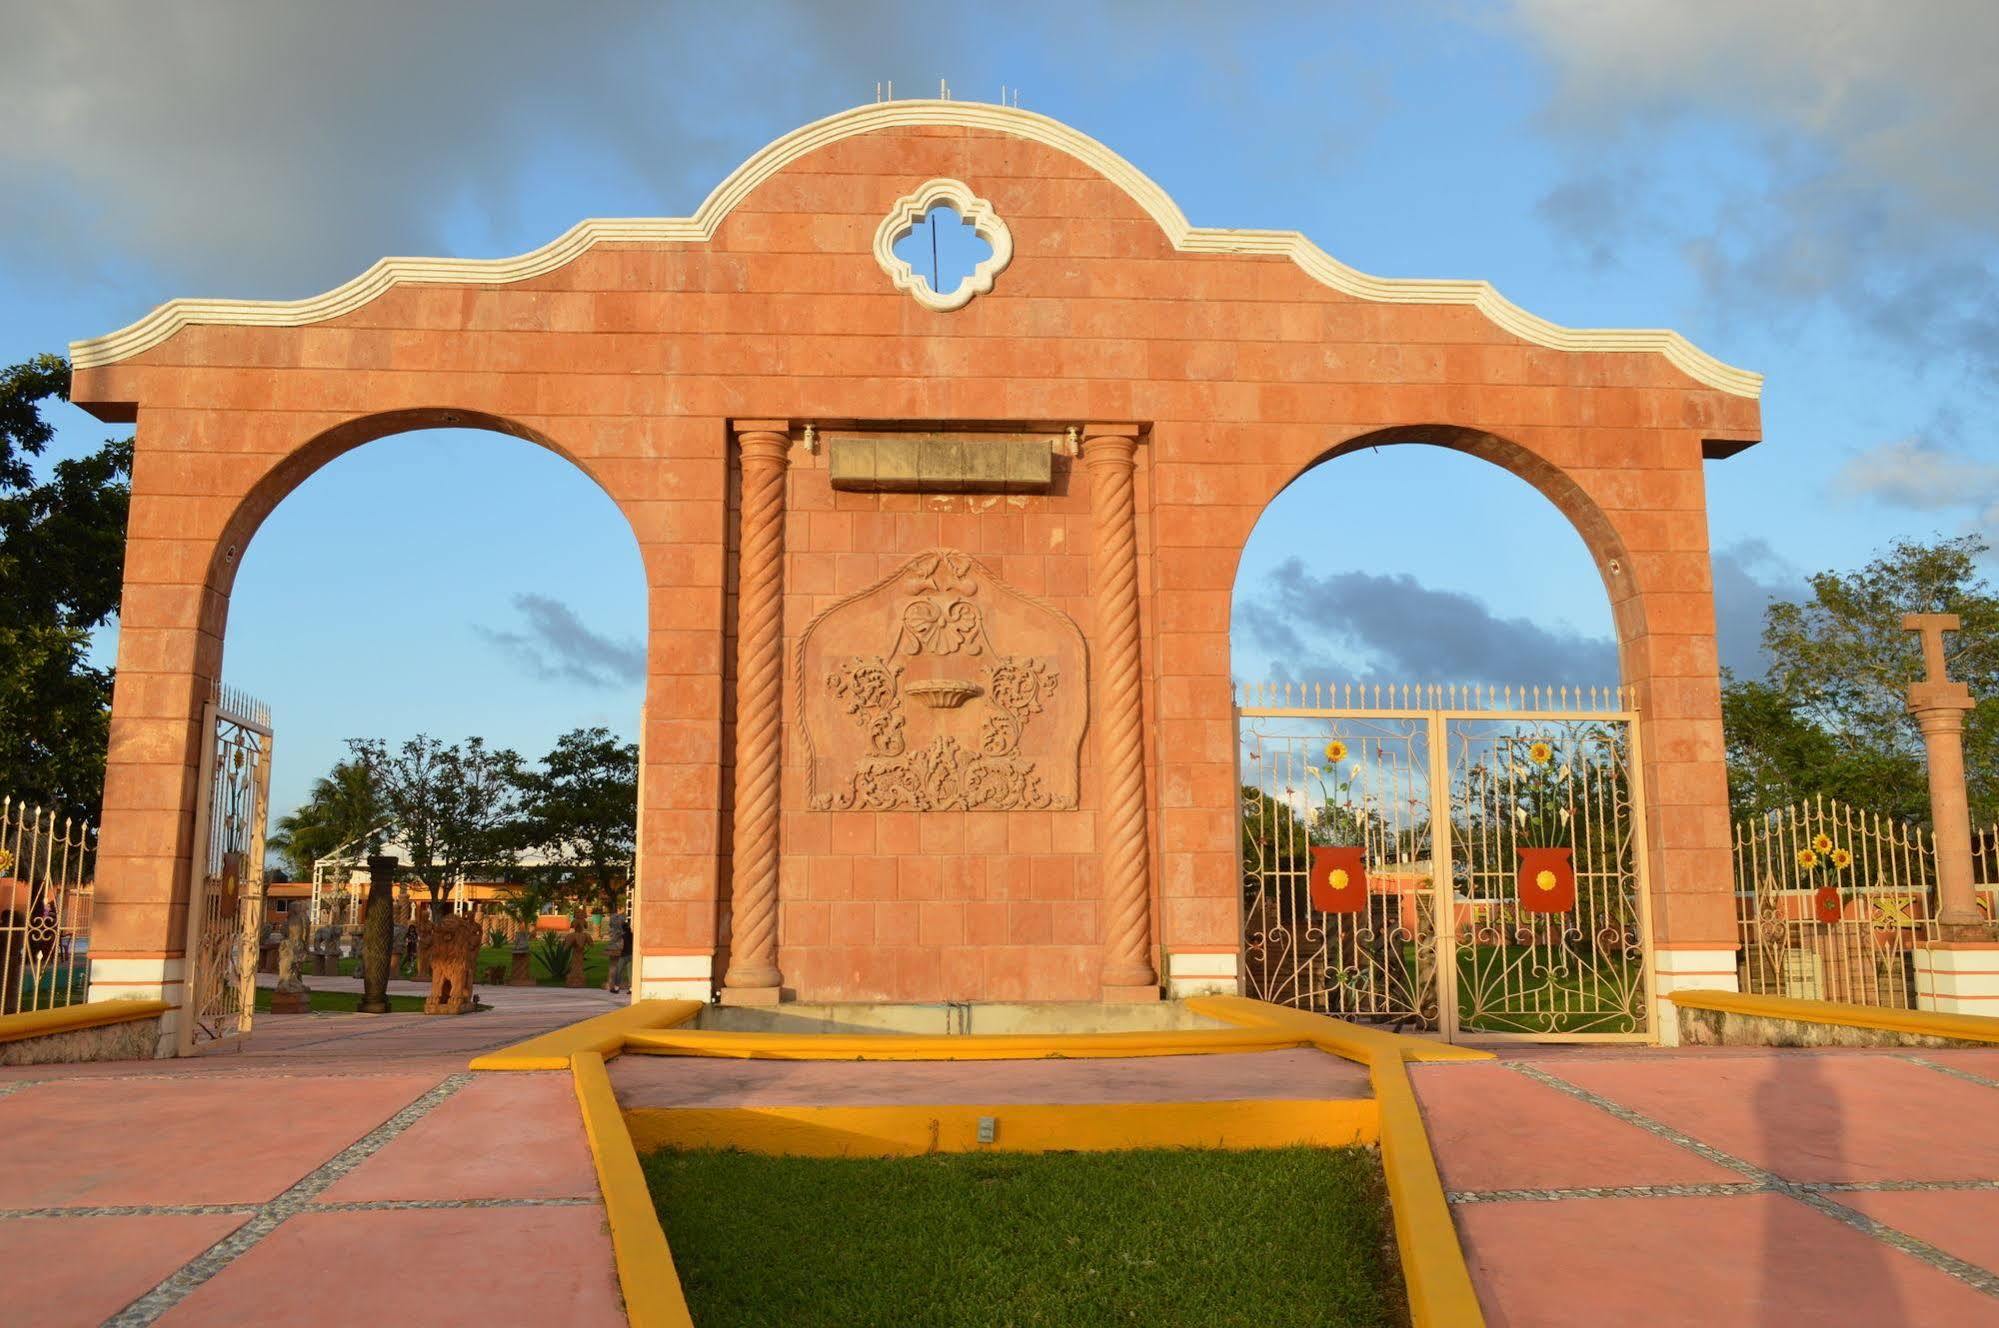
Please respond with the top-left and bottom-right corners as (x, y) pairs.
(1413, 1046), (1999, 1326)
(0, 987), (625, 1327)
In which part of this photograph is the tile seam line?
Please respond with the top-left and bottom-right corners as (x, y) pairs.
(1, 1196), (597, 1220)
(1448, 1178), (1999, 1204)
(99, 1070), (473, 1328)
(1504, 1061), (1999, 1298)
(1904, 1054), (1999, 1091)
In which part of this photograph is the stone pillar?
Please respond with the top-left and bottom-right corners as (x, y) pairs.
(720, 422), (792, 1005)
(1903, 614), (1989, 938)
(1083, 424), (1159, 999)
(357, 854), (398, 1014)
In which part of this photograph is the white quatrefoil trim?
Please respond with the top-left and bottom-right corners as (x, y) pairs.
(872, 178), (1014, 312)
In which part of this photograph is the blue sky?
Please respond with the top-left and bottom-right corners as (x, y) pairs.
(3, 2), (1994, 821)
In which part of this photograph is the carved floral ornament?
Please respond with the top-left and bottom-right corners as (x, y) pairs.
(798, 550), (1086, 812)
(871, 178), (1014, 312)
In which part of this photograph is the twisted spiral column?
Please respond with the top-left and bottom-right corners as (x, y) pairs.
(1083, 426), (1159, 994)
(721, 424), (792, 999)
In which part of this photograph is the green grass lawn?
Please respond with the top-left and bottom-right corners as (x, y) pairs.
(253, 987), (428, 1013)
(335, 940), (609, 987)
(643, 1146), (1399, 1328)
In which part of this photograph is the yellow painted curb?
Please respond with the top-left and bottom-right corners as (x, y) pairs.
(1372, 1052), (1486, 1328)
(624, 1098), (1378, 1157)
(469, 999), (702, 1071)
(572, 1051), (695, 1328)
(621, 1025), (1304, 1061)
(1186, 995), (1496, 1065)
(0, 999), (170, 1045)
(1669, 990), (1999, 1045)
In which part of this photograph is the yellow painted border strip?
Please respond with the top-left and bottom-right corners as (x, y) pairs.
(0, 999), (169, 1045)
(1371, 1052), (1486, 1327)
(469, 999), (702, 1071)
(1186, 995), (1496, 1065)
(68, 100), (1760, 397)
(572, 1051), (695, 1328)
(625, 1098), (1377, 1157)
(621, 1025), (1304, 1061)
(1669, 990), (1999, 1046)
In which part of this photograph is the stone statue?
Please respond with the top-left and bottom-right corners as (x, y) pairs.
(563, 917), (590, 988)
(413, 915), (434, 982)
(507, 929), (534, 986)
(269, 915), (311, 1013)
(312, 924), (342, 977)
(423, 914), (482, 1015)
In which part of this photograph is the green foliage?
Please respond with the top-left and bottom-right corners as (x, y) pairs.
(266, 758), (384, 880)
(1239, 783), (1308, 878)
(0, 354), (131, 819)
(1724, 535), (1995, 825)
(514, 726), (638, 909)
(532, 929), (572, 982)
(347, 734), (523, 909)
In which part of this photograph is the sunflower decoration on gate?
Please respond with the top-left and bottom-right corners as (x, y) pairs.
(1794, 832), (1855, 924)
(1509, 736), (1576, 914)
(1305, 738), (1369, 915)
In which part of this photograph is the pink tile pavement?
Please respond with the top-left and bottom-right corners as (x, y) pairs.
(158, 1206), (626, 1328)
(1455, 1194), (1998, 1327)
(0, 1073), (441, 1207)
(1835, 1189), (1999, 1275)
(609, 1046), (1370, 1108)
(0, 1213), (247, 1328)
(1545, 1054), (1999, 1184)
(317, 1072), (597, 1203)
(1409, 1063), (1739, 1193)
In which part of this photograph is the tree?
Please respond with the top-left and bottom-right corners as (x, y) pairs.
(349, 735), (525, 913)
(516, 726), (638, 910)
(266, 759), (385, 880)
(0, 354), (132, 819)
(1724, 535), (1996, 826)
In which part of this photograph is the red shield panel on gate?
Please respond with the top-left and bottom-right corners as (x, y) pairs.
(1516, 847), (1576, 914)
(1309, 845), (1367, 914)
(1813, 885), (1843, 925)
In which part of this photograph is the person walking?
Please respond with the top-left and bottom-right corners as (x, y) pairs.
(606, 909), (633, 994)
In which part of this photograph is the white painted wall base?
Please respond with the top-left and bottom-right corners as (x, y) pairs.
(636, 952), (714, 1003)
(87, 956), (185, 1057)
(1914, 945), (1999, 1015)
(1650, 947), (1740, 1047)
(1165, 950), (1239, 999)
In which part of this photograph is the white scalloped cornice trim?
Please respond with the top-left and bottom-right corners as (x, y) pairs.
(873, 178), (1013, 312)
(68, 101), (1762, 399)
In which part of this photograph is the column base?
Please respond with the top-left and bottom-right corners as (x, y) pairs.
(717, 985), (784, 1007)
(1100, 982), (1162, 1003)
(355, 1000), (391, 1015)
(1915, 942), (1999, 1015)
(1650, 946), (1741, 1048)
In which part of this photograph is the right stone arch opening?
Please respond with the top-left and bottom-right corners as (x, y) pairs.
(1225, 424), (1704, 1042)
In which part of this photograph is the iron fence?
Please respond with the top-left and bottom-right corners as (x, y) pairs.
(1734, 797), (1936, 1008)
(0, 796), (95, 1014)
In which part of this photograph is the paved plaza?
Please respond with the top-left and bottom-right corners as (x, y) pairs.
(7, 994), (1999, 1325)
(1418, 1046), (1999, 1326)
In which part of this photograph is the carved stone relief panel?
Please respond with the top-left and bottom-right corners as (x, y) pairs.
(798, 550), (1087, 811)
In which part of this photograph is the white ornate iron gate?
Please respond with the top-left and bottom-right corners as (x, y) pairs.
(178, 687), (273, 1052)
(1237, 683), (1656, 1042)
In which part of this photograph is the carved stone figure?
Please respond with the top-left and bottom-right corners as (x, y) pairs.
(798, 549), (1086, 812)
(312, 924), (342, 977)
(269, 915), (311, 1014)
(413, 915), (434, 982)
(507, 930), (534, 986)
(423, 914), (481, 1015)
(564, 919), (590, 988)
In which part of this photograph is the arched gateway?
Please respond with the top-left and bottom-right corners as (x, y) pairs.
(70, 101), (1760, 1054)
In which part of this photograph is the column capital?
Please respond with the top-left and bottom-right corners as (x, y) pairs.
(1908, 679), (1975, 720)
(1080, 425), (1143, 469)
(733, 421), (794, 467)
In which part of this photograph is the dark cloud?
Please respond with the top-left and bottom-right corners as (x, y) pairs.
(1235, 558), (1620, 686)
(1513, 1), (1999, 382)
(476, 593), (643, 690)
(1709, 539), (1800, 680)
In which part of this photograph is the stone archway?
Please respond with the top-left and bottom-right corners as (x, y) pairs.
(69, 100), (1758, 1047)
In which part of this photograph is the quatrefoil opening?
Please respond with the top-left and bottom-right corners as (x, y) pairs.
(872, 179), (1013, 312)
